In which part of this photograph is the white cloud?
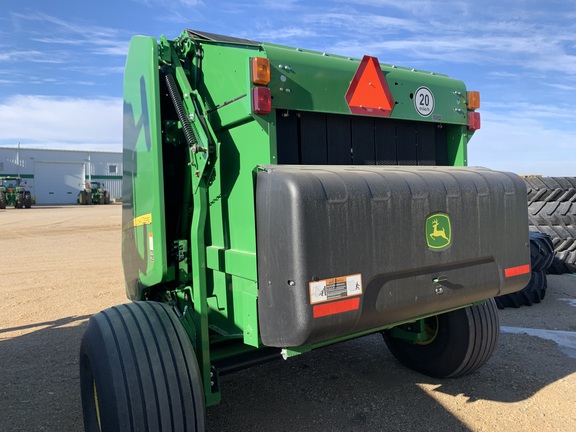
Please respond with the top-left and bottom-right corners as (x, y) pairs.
(468, 111), (576, 177)
(333, 0), (470, 16)
(303, 11), (419, 32)
(11, 12), (128, 57)
(0, 49), (68, 63)
(0, 95), (122, 152)
(252, 27), (318, 42)
(260, 0), (300, 11)
(545, 83), (576, 92)
(131, 0), (205, 8)
(283, 4), (576, 81)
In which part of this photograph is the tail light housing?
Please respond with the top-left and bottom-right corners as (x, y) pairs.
(468, 111), (481, 131)
(466, 90), (480, 130)
(252, 87), (271, 114)
(467, 91), (480, 110)
(251, 57), (270, 85)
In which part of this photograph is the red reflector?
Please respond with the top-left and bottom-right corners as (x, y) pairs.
(313, 297), (360, 318)
(252, 87), (271, 114)
(505, 264), (530, 278)
(468, 111), (481, 131)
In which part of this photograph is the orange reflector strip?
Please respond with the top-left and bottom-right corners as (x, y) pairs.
(251, 57), (270, 85)
(313, 297), (360, 318)
(467, 90), (480, 110)
(505, 264), (530, 278)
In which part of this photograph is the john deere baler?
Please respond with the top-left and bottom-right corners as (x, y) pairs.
(80, 30), (530, 431)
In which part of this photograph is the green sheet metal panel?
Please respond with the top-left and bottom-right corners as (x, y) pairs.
(262, 43), (470, 126)
(122, 36), (168, 300)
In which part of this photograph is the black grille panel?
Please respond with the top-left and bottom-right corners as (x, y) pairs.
(276, 111), (448, 166)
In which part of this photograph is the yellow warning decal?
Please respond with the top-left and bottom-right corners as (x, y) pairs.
(133, 213), (152, 227)
(309, 274), (363, 305)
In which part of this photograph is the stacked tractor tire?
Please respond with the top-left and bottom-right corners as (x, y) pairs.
(495, 176), (576, 309)
(524, 176), (576, 274)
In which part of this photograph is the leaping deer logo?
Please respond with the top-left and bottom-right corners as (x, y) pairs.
(429, 219), (449, 242)
(426, 213), (451, 249)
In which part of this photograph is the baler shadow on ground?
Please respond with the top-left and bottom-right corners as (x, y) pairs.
(0, 304), (575, 432)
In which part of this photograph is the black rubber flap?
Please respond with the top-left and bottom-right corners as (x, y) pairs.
(256, 165), (530, 347)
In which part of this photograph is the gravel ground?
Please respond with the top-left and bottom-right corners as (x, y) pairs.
(1, 205), (575, 431)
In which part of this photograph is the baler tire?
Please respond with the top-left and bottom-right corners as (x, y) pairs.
(79, 301), (205, 432)
(494, 271), (547, 309)
(382, 298), (499, 378)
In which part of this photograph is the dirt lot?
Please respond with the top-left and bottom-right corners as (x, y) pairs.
(1, 205), (576, 431)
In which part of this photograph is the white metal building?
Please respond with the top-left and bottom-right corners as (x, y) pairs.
(0, 147), (122, 204)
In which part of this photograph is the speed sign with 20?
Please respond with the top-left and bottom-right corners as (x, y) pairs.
(414, 86), (435, 117)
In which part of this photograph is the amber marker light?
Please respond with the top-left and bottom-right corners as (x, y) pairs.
(467, 91), (480, 110)
(251, 57), (270, 85)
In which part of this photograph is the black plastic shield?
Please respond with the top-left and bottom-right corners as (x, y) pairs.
(256, 165), (530, 347)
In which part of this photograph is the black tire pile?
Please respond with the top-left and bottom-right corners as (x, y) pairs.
(524, 176), (576, 274)
(495, 176), (575, 309)
(495, 232), (554, 309)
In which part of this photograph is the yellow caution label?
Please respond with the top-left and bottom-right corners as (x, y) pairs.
(133, 213), (152, 227)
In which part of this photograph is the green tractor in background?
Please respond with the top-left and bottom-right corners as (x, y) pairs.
(77, 181), (110, 205)
(0, 176), (32, 209)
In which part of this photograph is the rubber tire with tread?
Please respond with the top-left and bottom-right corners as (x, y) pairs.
(530, 226), (576, 274)
(382, 298), (499, 378)
(524, 176), (576, 274)
(15, 193), (23, 209)
(495, 271), (547, 309)
(24, 193), (32, 209)
(80, 301), (205, 432)
(550, 252), (576, 274)
(524, 176), (576, 205)
(529, 232), (554, 272)
(0, 192), (6, 209)
(528, 201), (576, 227)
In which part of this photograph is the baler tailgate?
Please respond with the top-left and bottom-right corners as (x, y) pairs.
(256, 165), (530, 347)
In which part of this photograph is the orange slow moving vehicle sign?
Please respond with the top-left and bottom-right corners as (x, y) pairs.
(345, 55), (394, 117)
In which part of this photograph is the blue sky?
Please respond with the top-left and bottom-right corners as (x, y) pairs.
(1, 0), (575, 176)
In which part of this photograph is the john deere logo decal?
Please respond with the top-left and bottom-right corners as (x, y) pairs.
(426, 213), (451, 249)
